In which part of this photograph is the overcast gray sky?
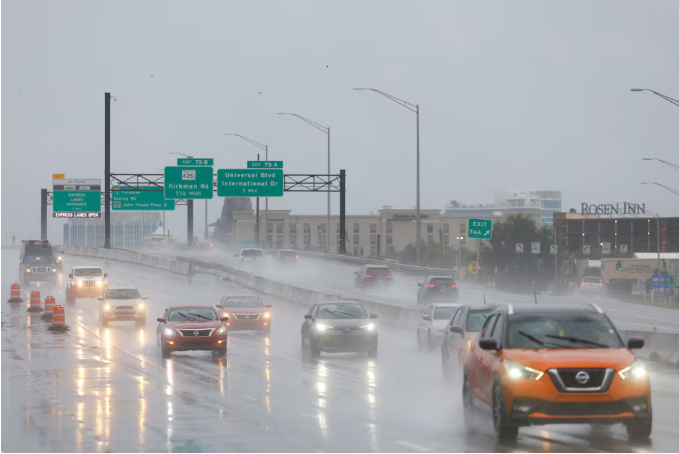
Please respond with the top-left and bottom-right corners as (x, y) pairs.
(3, 0), (678, 244)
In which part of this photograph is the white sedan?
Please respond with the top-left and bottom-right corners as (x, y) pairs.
(416, 303), (460, 351)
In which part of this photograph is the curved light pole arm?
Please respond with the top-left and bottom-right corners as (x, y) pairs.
(631, 88), (679, 108)
(353, 88), (417, 113)
(277, 113), (328, 134)
(223, 133), (267, 152)
(642, 158), (679, 172)
(641, 182), (679, 197)
(169, 152), (193, 158)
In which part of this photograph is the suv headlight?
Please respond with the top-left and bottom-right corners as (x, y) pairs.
(504, 361), (544, 381)
(136, 303), (144, 310)
(164, 328), (175, 337)
(77, 280), (83, 287)
(96, 280), (103, 286)
(360, 323), (375, 331)
(314, 323), (334, 332)
(216, 326), (227, 335)
(618, 360), (647, 380)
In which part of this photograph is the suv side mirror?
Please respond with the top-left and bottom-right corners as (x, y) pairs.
(156, 317), (166, 323)
(220, 316), (229, 322)
(234, 253), (239, 257)
(479, 338), (498, 350)
(216, 305), (223, 310)
(627, 338), (645, 350)
(304, 314), (312, 320)
(353, 271), (358, 275)
(97, 296), (103, 301)
(422, 314), (431, 321)
(142, 296), (148, 300)
(449, 326), (464, 336)
(104, 273), (108, 278)
(370, 314), (378, 319)
(265, 304), (272, 308)
(417, 283), (422, 287)
(68, 273), (73, 278)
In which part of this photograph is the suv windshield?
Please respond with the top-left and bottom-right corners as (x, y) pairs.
(434, 306), (458, 320)
(168, 308), (218, 322)
(430, 278), (453, 286)
(318, 303), (368, 319)
(507, 313), (623, 349)
(73, 268), (103, 277)
(583, 277), (601, 283)
(105, 289), (141, 299)
(24, 243), (54, 264)
(241, 249), (263, 257)
(366, 268), (391, 276)
(467, 310), (492, 332)
(223, 297), (263, 308)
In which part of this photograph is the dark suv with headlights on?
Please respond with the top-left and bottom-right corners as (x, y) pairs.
(354, 265), (393, 289)
(463, 304), (651, 442)
(301, 301), (378, 358)
(417, 275), (459, 305)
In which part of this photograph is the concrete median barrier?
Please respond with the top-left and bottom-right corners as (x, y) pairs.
(62, 245), (191, 276)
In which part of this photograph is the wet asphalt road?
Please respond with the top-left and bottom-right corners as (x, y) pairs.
(2, 249), (679, 453)
(153, 247), (679, 334)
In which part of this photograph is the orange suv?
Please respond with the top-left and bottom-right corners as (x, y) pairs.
(463, 304), (651, 442)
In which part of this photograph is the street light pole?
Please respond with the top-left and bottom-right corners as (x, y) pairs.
(631, 88), (679, 108)
(354, 88), (422, 265)
(277, 113), (331, 252)
(223, 134), (268, 248)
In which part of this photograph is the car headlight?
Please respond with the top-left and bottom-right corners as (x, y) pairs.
(618, 361), (647, 380)
(263, 312), (271, 319)
(77, 280), (83, 286)
(96, 280), (103, 286)
(314, 322), (334, 332)
(164, 328), (175, 337)
(104, 304), (111, 310)
(58, 256), (63, 260)
(26, 269), (31, 273)
(504, 361), (544, 381)
(52, 268), (57, 273)
(360, 322), (375, 331)
(137, 303), (144, 310)
(216, 326), (227, 335)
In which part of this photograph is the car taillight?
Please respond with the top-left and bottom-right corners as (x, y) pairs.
(296, 256), (299, 259)
(599, 285), (603, 289)
(386, 275), (393, 278)
(364, 275), (372, 278)
(581, 283), (585, 288)
(428, 284), (435, 288)
(452, 284), (458, 288)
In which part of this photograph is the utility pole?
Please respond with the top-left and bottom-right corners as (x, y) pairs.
(339, 169), (346, 254)
(476, 239), (481, 282)
(554, 229), (558, 295)
(104, 92), (111, 248)
(256, 153), (260, 247)
(40, 189), (48, 241)
(187, 200), (194, 246)
(439, 228), (443, 266)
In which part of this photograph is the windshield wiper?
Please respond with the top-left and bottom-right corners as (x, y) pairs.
(322, 309), (357, 319)
(544, 334), (609, 348)
(176, 312), (200, 322)
(518, 330), (545, 346)
(190, 313), (214, 321)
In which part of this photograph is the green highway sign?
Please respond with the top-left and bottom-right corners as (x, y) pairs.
(247, 161), (283, 169)
(177, 158), (213, 166)
(53, 190), (101, 213)
(164, 166), (214, 199)
(217, 169), (284, 197)
(112, 187), (175, 211)
(468, 218), (493, 239)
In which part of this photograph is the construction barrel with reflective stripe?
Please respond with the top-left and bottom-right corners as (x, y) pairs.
(51, 305), (66, 328)
(42, 296), (55, 319)
(27, 291), (43, 312)
(8, 283), (23, 302)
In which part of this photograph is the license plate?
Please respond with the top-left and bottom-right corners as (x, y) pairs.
(440, 288), (447, 293)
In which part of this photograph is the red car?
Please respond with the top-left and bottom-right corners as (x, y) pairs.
(216, 295), (272, 334)
(156, 305), (228, 358)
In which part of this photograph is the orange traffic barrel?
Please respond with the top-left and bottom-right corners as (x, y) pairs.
(42, 296), (55, 319)
(27, 291), (43, 312)
(7, 283), (23, 303)
(49, 305), (69, 331)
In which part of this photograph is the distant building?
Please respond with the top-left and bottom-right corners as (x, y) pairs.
(443, 189), (562, 227)
(62, 212), (161, 248)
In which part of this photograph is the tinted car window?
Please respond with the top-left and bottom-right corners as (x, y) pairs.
(223, 297), (263, 308)
(168, 308), (218, 322)
(451, 308), (463, 327)
(317, 303), (368, 319)
(506, 313), (624, 349)
(583, 277), (601, 284)
(430, 278), (453, 286)
(366, 267), (391, 276)
(74, 268), (103, 277)
(467, 309), (492, 332)
(105, 289), (141, 299)
(242, 249), (264, 257)
(434, 306), (458, 320)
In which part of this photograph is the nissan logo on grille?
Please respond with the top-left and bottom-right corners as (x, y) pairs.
(575, 371), (590, 384)
(245, 315), (250, 319)
(343, 328), (351, 333)
(193, 331), (199, 336)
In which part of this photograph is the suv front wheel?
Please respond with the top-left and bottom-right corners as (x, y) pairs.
(492, 380), (518, 441)
(626, 414), (652, 441)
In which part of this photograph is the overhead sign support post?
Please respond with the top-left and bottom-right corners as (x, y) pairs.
(467, 219), (492, 282)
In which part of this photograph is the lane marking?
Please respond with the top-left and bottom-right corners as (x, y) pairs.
(394, 440), (432, 452)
